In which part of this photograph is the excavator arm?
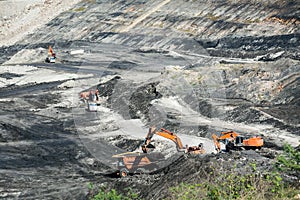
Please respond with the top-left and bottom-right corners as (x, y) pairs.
(156, 128), (184, 150)
(142, 127), (205, 154)
(142, 127), (184, 153)
(142, 127), (156, 153)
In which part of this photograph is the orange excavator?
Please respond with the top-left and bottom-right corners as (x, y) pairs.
(142, 127), (205, 154)
(45, 46), (56, 63)
(113, 127), (204, 177)
(212, 131), (263, 152)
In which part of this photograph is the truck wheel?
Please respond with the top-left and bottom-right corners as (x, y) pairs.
(120, 168), (129, 177)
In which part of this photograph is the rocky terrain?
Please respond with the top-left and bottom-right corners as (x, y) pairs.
(0, 0), (299, 199)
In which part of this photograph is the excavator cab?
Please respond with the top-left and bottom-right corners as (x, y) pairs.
(212, 131), (263, 152)
(235, 136), (244, 146)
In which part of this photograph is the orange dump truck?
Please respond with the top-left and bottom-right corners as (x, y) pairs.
(112, 152), (164, 177)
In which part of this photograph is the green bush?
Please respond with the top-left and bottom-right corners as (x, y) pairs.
(167, 174), (298, 200)
(169, 182), (205, 200)
(167, 160), (300, 200)
(276, 143), (300, 172)
(88, 183), (139, 200)
(72, 7), (86, 12)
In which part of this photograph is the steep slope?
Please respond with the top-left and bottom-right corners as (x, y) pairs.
(19, 0), (299, 59)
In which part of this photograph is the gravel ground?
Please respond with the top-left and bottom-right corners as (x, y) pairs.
(0, 0), (81, 47)
(0, 0), (299, 199)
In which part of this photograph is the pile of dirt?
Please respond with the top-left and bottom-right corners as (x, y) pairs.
(104, 135), (142, 152)
(97, 76), (121, 99)
(128, 82), (162, 119)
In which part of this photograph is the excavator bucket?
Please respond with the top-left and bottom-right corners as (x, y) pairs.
(142, 127), (157, 153)
(146, 143), (155, 149)
(142, 142), (155, 153)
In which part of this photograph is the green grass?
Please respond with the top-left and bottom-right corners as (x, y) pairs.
(88, 184), (139, 200)
(276, 143), (300, 172)
(206, 13), (220, 21)
(167, 144), (300, 200)
(72, 7), (86, 12)
(167, 170), (299, 200)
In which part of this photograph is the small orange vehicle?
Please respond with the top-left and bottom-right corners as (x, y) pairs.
(45, 46), (56, 63)
(212, 131), (263, 152)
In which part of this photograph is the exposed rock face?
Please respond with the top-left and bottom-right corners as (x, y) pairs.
(128, 82), (162, 119)
(97, 75), (121, 98)
(19, 0), (299, 60)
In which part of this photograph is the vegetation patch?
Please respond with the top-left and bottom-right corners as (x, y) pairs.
(72, 7), (86, 12)
(88, 183), (139, 200)
(167, 144), (300, 200)
(206, 13), (220, 21)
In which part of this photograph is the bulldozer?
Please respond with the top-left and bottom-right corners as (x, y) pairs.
(212, 130), (263, 152)
(142, 127), (205, 155)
